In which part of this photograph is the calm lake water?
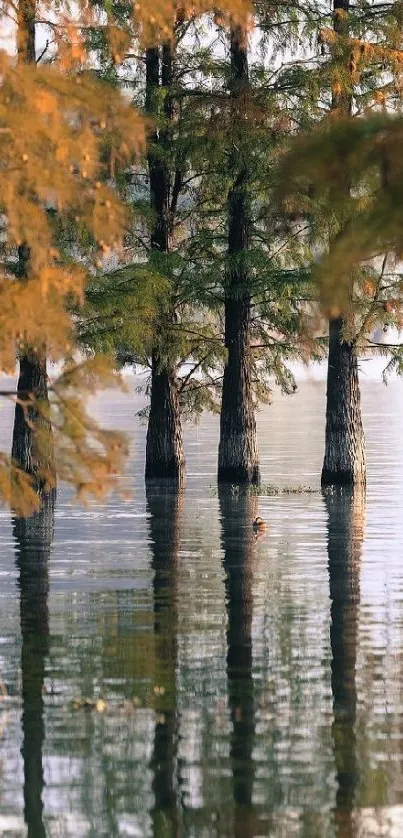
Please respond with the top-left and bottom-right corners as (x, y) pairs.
(1, 371), (403, 837)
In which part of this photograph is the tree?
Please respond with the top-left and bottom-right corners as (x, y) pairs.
(0, 3), (146, 511)
(0, 0), (251, 511)
(80, 2), (325, 490)
(81, 11), (253, 478)
(12, 0), (55, 504)
(275, 1), (403, 486)
(218, 23), (260, 485)
(79, 10), (245, 482)
(204, 4), (325, 484)
(144, 38), (186, 482)
(321, 0), (366, 488)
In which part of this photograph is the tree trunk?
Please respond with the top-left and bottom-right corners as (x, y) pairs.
(13, 496), (54, 838)
(12, 353), (55, 494)
(324, 487), (365, 835)
(12, 244), (54, 495)
(144, 45), (184, 482)
(321, 317), (365, 486)
(17, 0), (35, 64)
(14, 1), (55, 495)
(322, 0), (366, 487)
(145, 353), (184, 481)
(218, 26), (259, 485)
(218, 296), (259, 484)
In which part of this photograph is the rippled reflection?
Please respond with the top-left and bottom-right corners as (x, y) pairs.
(1, 381), (403, 837)
(325, 487), (365, 838)
(146, 482), (182, 838)
(219, 488), (257, 837)
(13, 493), (55, 838)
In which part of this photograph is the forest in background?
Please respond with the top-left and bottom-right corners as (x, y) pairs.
(2, 0), (403, 511)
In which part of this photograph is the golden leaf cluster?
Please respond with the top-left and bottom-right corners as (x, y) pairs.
(130, 0), (251, 43)
(0, 51), (145, 368)
(0, 40), (145, 508)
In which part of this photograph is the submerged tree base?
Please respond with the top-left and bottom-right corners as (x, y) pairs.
(321, 317), (366, 489)
(145, 357), (185, 483)
(217, 464), (260, 486)
(11, 354), (56, 513)
(12, 488), (55, 548)
(145, 464), (185, 484)
(321, 467), (366, 488)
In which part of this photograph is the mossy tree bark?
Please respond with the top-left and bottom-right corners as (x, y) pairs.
(145, 44), (184, 483)
(322, 0), (366, 488)
(218, 26), (259, 486)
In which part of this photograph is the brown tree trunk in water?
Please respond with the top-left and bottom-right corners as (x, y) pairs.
(322, 318), (365, 486)
(325, 487), (365, 836)
(12, 352), (55, 494)
(145, 45), (184, 482)
(218, 26), (259, 485)
(14, 2), (54, 494)
(145, 353), (184, 480)
(322, 0), (366, 487)
(12, 248), (54, 494)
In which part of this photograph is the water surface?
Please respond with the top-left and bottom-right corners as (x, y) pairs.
(0, 376), (403, 837)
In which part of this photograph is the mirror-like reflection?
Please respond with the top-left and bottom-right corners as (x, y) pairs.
(13, 492), (55, 838)
(146, 482), (182, 838)
(1, 381), (403, 837)
(325, 487), (366, 838)
(219, 488), (258, 837)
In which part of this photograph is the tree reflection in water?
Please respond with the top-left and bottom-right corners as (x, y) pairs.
(13, 491), (55, 838)
(219, 487), (258, 838)
(324, 487), (365, 838)
(146, 481), (182, 838)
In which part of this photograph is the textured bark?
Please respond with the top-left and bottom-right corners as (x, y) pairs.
(218, 26), (259, 485)
(322, 318), (366, 486)
(219, 488), (258, 837)
(325, 487), (365, 835)
(145, 354), (184, 481)
(13, 496), (54, 838)
(322, 0), (366, 487)
(332, 0), (351, 116)
(17, 0), (36, 64)
(146, 482), (181, 837)
(145, 45), (184, 481)
(218, 296), (259, 484)
(12, 352), (55, 495)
